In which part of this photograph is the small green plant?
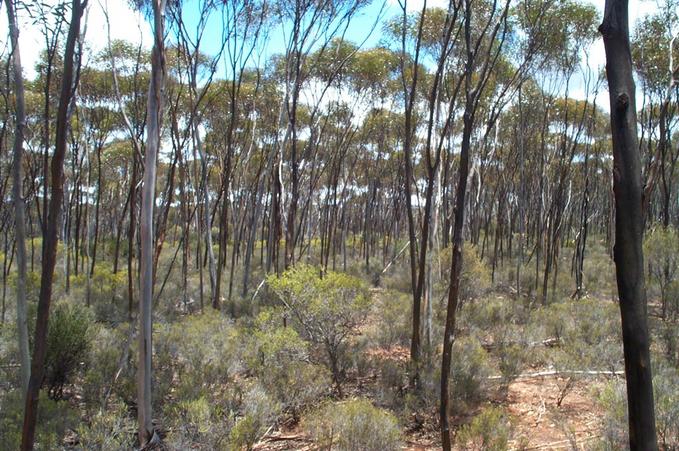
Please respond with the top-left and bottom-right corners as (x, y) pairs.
(449, 336), (493, 411)
(244, 309), (330, 416)
(644, 226), (679, 319)
(229, 385), (280, 451)
(304, 398), (401, 451)
(457, 406), (513, 451)
(76, 400), (135, 449)
(0, 391), (77, 450)
(44, 302), (93, 399)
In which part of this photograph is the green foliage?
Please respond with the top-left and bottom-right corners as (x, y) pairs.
(632, 12), (678, 93)
(229, 385), (280, 451)
(450, 336), (493, 411)
(644, 226), (679, 318)
(367, 290), (411, 348)
(76, 400), (135, 450)
(457, 406), (513, 451)
(44, 302), (93, 399)
(596, 365), (679, 450)
(0, 391), (77, 450)
(268, 265), (372, 389)
(244, 309), (330, 415)
(168, 395), (233, 449)
(654, 365), (679, 449)
(155, 313), (237, 402)
(438, 245), (491, 302)
(595, 380), (628, 449)
(304, 398), (401, 451)
(82, 324), (132, 408)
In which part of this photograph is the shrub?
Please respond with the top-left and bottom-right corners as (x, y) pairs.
(230, 384), (280, 451)
(0, 390), (77, 450)
(437, 245), (491, 302)
(82, 324), (132, 409)
(167, 396), (233, 449)
(654, 365), (679, 449)
(368, 290), (411, 348)
(595, 380), (627, 450)
(644, 226), (679, 319)
(244, 309), (330, 416)
(43, 302), (93, 399)
(457, 406), (513, 451)
(155, 313), (237, 403)
(268, 265), (372, 393)
(449, 336), (493, 411)
(76, 400), (135, 450)
(304, 398), (401, 451)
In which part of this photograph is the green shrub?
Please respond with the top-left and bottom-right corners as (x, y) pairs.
(437, 245), (491, 302)
(155, 313), (237, 404)
(244, 309), (330, 416)
(268, 265), (372, 393)
(644, 226), (679, 319)
(595, 380), (627, 450)
(654, 365), (679, 449)
(229, 384), (280, 451)
(82, 324), (134, 409)
(44, 302), (93, 399)
(368, 290), (411, 349)
(0, 391), (77, 450)
(449, 336), (493, 411)
(76, 400), (135, 450)
(304, 398), (401, 451)
(167, 395), (233, 449)
(457, 406), (513, 451)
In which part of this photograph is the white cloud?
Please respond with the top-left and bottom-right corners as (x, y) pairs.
(0, 0), (152, 80)
(385, 0), (449, 11)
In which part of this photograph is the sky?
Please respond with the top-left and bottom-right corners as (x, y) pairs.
(0, 0), (664, 97)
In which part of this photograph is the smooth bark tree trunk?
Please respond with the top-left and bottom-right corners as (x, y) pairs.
(138, 0), (166, 445)
(6, 0), (31, 396)
(600, 1), (658, 449)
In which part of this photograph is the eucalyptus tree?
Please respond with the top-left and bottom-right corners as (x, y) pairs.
(632, 2), (678, 226)
(437, 0), (558, 446)
(272, 0), (371, 271)
(5, 0), (31, 396)
(600, 0), (658, 448)
(21, 1), (88, 449)
(137, 0), (167, 445)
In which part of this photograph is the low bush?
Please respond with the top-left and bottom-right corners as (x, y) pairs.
(155, 313), (238, 404)
(449, 336), (493, 411)
(304, 398), (401, 451)
(0, 390), (77, 450)
(457, 406), (513, 451)
(368, 290), (411, 349)
(82, 324), (132, 409)
(43, 302), (93, 399)
(244, 309), (330, 416)
(268, 265), (372, 393)
(76, 400), (135, 449)
(229, 384), (280, 451)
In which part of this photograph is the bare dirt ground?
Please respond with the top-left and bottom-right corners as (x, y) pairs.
(253, 366), (611, 451)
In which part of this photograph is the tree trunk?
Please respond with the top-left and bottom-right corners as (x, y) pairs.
(600, 1), (658, 449)
(138, 0), (166, 445)
(6, 0), (31, 395)
(21, 1), (86, 448)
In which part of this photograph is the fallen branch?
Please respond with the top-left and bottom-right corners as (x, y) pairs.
(488, 369), (624, 381)
(481, 337), (561, 351)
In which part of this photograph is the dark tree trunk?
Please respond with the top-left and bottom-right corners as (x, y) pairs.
(600, 1), (658, 449)
(21, 1), (86, 448)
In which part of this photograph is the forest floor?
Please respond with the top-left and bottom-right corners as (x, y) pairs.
(252, 347), (614, 451)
